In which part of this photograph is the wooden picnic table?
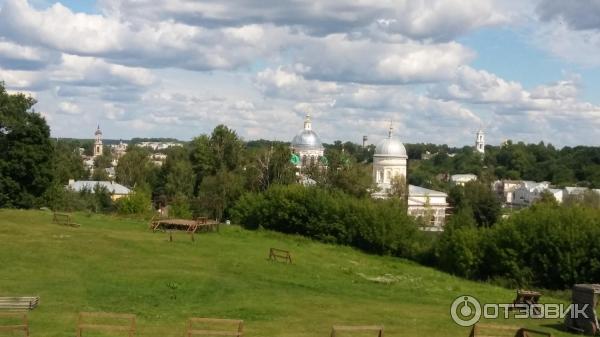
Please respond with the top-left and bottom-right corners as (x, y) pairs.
(150, 217), (218, 233)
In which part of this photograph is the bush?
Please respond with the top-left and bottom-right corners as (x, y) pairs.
(169, 194), (192, 219)
(231, 185), (426, 259)
(434, 202), (600, 289)
(115, 187), (152, 215)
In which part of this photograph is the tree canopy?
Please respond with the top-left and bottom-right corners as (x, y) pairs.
(0, 83), (53, 208)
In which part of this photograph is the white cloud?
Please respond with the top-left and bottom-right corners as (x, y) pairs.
(99, 0), (505, 41)
(57, 101), (81, 115)
(431, 66), (526, 103)
(293, 35), (474, 84)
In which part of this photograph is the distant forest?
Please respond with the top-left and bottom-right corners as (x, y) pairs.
(59, 136), (600, 190)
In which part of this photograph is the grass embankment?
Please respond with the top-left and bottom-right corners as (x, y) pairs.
(0, 210), (571, 337)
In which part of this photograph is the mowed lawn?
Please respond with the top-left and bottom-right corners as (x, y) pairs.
(0, 209), (572, 337)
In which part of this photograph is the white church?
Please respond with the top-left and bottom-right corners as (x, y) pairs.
(290, 114), (449, 230)
(370, 124), (448, 230)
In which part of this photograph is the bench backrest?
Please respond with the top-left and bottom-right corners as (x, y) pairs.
(0, 297), (39, 310)
(186, 318), (243, 337)
(269, 248), (292, 263)
(516, 290), (541, 303)
(0, 312), (29, 337)
(331, 325), (384, 337)
(77, 312), (136, 337)
(469, 324), (552, 337)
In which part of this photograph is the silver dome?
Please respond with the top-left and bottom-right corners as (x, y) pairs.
(375, 138), (407, 157)
(292, 129), (324, 151)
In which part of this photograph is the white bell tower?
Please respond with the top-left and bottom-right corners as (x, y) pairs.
(475, 129), (485, 154)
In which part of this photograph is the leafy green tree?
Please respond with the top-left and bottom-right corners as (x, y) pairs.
(189, 135), (213, 193)
(94, 153), (112, 169)
(169, 193), (193, 218)
(51, 140), (86, 184)
(245, 144), (295, 191)
(449, 181), (501, 227)
(197, 169), (244, 221)
(435, 207), (484, 278)
(210, 125), (243, 171)
(116, 146), (156, 188)
(161, 147), (194, 198)
(0, 83), (53, 208)
(91, 168), (110, 181)
(115, 186), (152, 215)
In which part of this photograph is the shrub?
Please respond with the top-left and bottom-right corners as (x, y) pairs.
(434, 202), (600, 289)
(231, 185), (425, 259)
(115, 187), (151, 215)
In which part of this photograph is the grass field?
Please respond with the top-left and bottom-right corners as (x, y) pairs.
(0, 209), (573, 337)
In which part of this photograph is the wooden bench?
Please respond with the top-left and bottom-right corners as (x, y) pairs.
(186, 317), (243, 337)
(269, 248), (292, 264)
(0, 297), (39, 310)
(331, 325), (384, 337)
(510, 290), (542, 315)
(469, 323), (552, 337)
(77, 312), (136, 337)
(0, 312), (29, 337)
(52, 212), (79, 227)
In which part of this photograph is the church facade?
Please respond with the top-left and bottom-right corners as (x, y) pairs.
(371, 125), (448, 230)
(290, 113), (325, 169)
(289, 115), (448, 230)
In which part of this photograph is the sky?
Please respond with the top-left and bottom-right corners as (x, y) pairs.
(1, 0), (600, 147)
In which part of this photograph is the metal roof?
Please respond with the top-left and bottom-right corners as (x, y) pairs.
(67, 181), (131, 195)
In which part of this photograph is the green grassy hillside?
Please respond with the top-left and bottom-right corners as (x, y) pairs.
(0, 210), (570, 337)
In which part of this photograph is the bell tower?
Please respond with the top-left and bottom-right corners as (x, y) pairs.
(475, 129), (485, 154)
(93, 125), (103, 157)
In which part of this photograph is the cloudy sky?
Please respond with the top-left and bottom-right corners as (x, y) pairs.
(1, 0), (600, 146)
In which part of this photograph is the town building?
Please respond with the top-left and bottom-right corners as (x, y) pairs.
(371, 124), (448, 230)
(111, 140), (128, 159)
(66, 180), (131, 200)
(450, 174), (478, 186)
(137, 142), (183, 151)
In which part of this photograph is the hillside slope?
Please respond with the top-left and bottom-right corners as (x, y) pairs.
(0, 210), (569, 337)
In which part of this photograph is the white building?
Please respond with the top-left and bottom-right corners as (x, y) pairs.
(67, 180), (131, 201)
(450, 174), (478, 186)
(408, 186), (449, 229)
(111, 140), (128, 159)
(475, 129), (485, 154)
(512, 181), (557, 206)
(290, 113), (325, 168)
(372, 124), (448, 230)
(492, 180), (524, 204)
(137, 142), (183, 151)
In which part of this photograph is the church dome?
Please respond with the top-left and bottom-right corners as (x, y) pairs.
(375, 125), (407, 157)
(291, 113), (324, 151)
(292, 129), (324, 150)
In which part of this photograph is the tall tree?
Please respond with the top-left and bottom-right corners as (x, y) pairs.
(116, 146), (155, 188)
(210, 125), (243, 171)
(0, 83), (53, 208)
(51, 140), (86, 184)
(161, 147), (194, 198)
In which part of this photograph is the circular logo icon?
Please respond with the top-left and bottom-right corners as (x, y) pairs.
(450, 295), (482, 327)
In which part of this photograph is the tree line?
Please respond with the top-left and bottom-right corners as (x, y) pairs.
(4, 83), (600, 289)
